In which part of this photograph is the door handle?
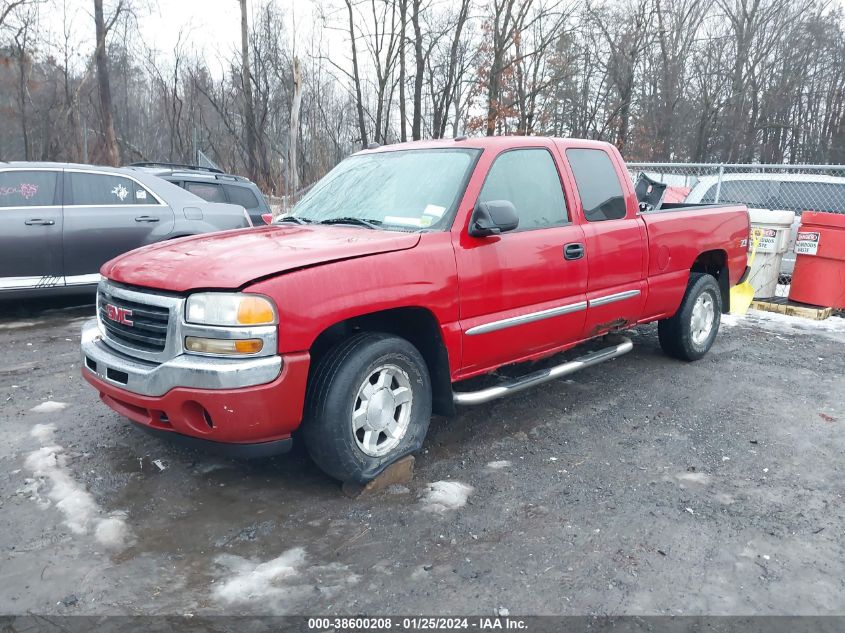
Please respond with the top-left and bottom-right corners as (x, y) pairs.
(564, 242), (585, 260)
(135, 216), (160, 223)
(24, 218), (55, 226)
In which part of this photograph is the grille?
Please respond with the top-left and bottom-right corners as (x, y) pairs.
(98, 288), (170, 353)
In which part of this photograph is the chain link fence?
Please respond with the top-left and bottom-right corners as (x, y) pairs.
(627, 162), (845, 291)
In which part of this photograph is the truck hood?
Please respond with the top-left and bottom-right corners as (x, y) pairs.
(102, 225), (421, 292)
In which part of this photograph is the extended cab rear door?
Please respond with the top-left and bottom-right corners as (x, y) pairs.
(562, 146), (647, 338)
(454, 145), (588, 375)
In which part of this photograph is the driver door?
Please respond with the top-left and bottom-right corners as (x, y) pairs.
(454, 147), (588, 375)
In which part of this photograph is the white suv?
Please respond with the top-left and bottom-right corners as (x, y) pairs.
(685, 173), (845, 277)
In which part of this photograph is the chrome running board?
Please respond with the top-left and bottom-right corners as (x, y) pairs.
(452, 336), (633, 406)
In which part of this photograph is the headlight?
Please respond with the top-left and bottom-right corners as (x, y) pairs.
(185, 293), (277, 326)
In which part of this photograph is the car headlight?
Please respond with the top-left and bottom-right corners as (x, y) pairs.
(185, 293), (277, 326)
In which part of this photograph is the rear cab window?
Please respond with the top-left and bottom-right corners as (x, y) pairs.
(566, 149), (627, 221)
(0, 170), (60, 207)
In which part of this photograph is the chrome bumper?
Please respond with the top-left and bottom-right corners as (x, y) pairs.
(81, 318), (282, 397)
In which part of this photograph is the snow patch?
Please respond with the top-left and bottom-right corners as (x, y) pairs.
(0, 321), (36, 330)
(31, 423), (56, 443)
(25, 446), (99, 534)
(675, 472), (711, 485)
(30, 401), (67, 413)
(421, 481), (474, 512)
(486, 460), (512, 470)
(94, 513), (131, 548)
(720, 314), (742, 328)
(212, 549), (359, 609)
(24, 425), (131, 548)
(213, 548), (307, 603)
(722, 309), (845, 341)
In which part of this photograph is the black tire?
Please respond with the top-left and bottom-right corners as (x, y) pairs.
(658, 272), (722, 361)
(302, 332), (432, 483)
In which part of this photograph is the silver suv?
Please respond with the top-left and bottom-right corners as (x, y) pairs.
(0, 162), (252, 298)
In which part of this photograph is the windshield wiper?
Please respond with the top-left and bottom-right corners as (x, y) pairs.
(274, 215), (310, 225)
(317, 217), (382, 230)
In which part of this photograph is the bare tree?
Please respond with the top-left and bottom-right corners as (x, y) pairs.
(93, 0), (123, 165)
(289, 56), (303, 191)
(239, 0), (259, 180)
(343, 0), (369, 147)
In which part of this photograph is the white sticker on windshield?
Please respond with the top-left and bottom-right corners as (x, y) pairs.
(423, 204), (446, 218)
(136, 189), (147, 200)
(385, 216), (424, 227)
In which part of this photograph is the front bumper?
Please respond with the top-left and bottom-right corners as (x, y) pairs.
(81, 319), (311, 449)
(81, 318), (282, 397)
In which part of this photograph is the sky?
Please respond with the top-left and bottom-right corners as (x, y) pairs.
(137, 0), (316, 59)
(40, 0), (337, 73)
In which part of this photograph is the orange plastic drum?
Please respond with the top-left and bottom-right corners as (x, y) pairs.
(788, 211), (845, 308)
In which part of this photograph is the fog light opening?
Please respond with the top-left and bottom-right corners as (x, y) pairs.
(202, 408), (214, 429)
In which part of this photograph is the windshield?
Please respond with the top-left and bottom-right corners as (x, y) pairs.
(287, 148), (480, 230)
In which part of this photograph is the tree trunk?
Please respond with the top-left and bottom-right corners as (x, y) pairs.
(411, 0), (424, 140)
(289, 57), (303, 193)
(346, 0), (368, 148)
(94, 0), (119, 166)
(239, 0), (259, 181)
(398, 0), (407, 142)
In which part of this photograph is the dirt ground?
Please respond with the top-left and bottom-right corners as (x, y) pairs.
(1, 296), (844, 617)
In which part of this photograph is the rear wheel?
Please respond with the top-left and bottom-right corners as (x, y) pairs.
(302, 332), (432, 483)
(658, 272), (722, 361)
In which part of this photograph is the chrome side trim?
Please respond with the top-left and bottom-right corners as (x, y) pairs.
(65, 273), (101, 286)
(81, 319), (282, 397)
(588, 289), (641, 308)
(1, 273), (101, 290)
(0, 275), (65, 290)
(453, 336), (633, 405)
(466, 301), (588, 336)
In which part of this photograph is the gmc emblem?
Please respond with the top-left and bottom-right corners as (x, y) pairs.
(105, 304), (133, 326)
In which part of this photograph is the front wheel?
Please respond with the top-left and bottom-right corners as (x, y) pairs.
(658, 272), (722, 361)
(302, 332), (432, 483)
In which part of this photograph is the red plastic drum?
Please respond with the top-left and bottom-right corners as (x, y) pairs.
(788, 211), (845, 308)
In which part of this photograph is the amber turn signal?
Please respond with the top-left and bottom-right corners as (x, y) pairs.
(185, 337), (263, 355)
(236, 296), (277, 325)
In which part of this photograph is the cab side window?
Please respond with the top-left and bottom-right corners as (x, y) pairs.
(566, 148), (627, 221)
(0, 170), (59, 207)
(478, 148), (568, 231)
(68, 172), (153, 205)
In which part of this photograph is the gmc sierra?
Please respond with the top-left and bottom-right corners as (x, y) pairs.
(80, 137), (750, 483)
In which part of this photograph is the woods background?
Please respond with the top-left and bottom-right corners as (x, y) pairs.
(1, 0), (844, 195)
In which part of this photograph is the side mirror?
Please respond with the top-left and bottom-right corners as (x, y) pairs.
(468, 200), (519, 237)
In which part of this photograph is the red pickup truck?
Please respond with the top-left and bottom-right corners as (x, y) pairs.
(81, 137), (749, 483)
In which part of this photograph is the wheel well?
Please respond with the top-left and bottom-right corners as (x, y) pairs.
(309, 307), (455, 417)
(691, 249), (730, 313)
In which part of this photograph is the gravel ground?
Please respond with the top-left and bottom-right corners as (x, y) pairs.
(1, 298), (844, 616)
